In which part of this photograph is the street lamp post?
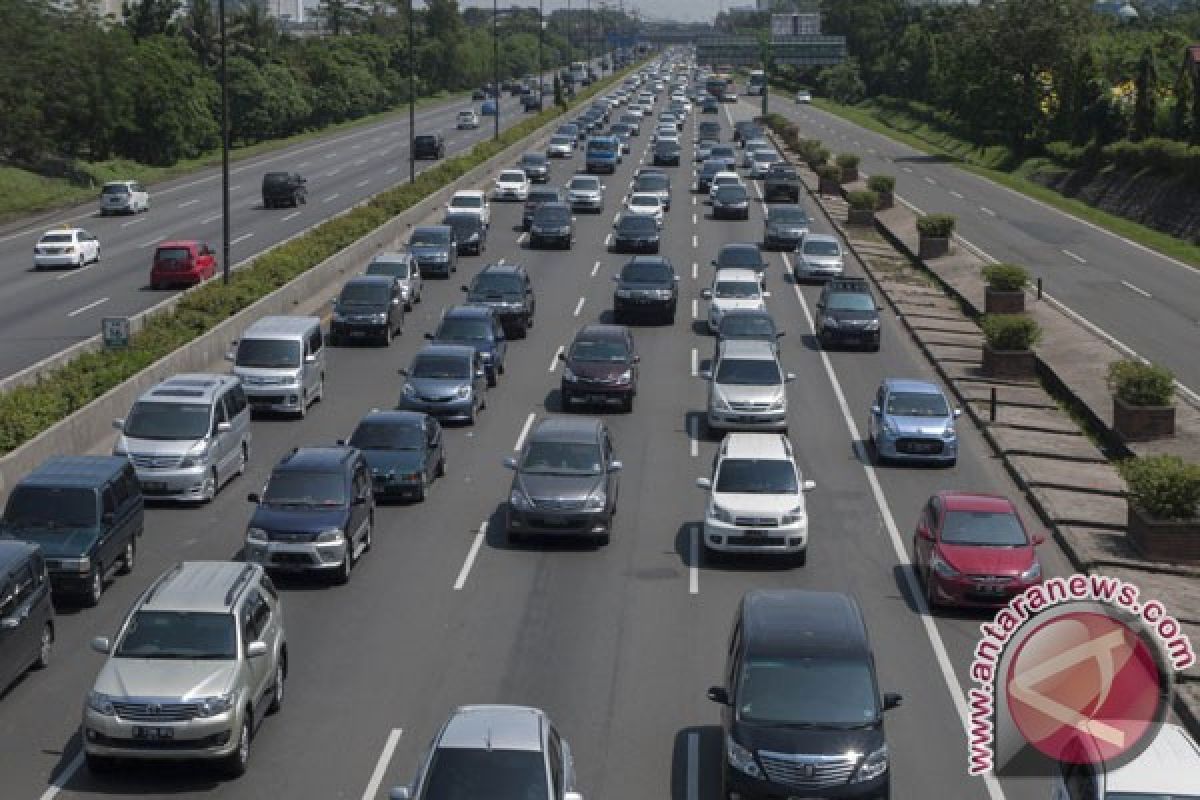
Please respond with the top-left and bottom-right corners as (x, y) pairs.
(493, 0), (500, 141)
(408, 0), (416, 183)
(761, 40), (770, 117)
(538, 0), (544, 99)
(219, 0), (230, 285)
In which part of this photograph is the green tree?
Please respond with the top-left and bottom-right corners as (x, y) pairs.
(317, 0), (364, 35)
(122, 0), (180, 41)
(181, 0), (218, 68)
(1131, 45), (1159, 140)
(819, 58), (866, 104)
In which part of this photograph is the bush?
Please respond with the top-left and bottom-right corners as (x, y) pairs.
(916, 213), (956, 237)
(835, 153), (860, 170)
(1107, 359), (1175, 406)
(846, 189), (878, 211)
(867, 174), (894, 194)
(816, 164), (842, 182)
(795, 139), (825, 167)
(981, 262), (1030, 292)
(1118, 454), (1200, 520)
(981, 314), (1042, 350)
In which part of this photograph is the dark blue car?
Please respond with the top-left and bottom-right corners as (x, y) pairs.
(425, 305), (508, 387)
(345, 410), (445, 502)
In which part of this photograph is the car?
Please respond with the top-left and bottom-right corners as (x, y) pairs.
(763, 163), (801, 203)
(523, 186), (565, 230)
(741, 141), (771, 167)
(762, 203), (810, 250)
(149, 239), (214, 288)
(471, 88), (487, 100)
(387, 705), (585, 800)
(701, 96), (719, 113)
(695, 433), (815, 560)
(815, 277), (882, 350)
(559, 324), (639, 412)
(529, 201), (574, 250)
(713, 242), (768, 285)
(749, 150), (783, 179)
(441, 211), (488, 256)
(612, 255), (678, 325)
(710, 144), (737, 163)
(521, 93), (543, 111)
(1050, 723), (1200, 800)
(702, 339), (793, 433)
(867, 378), (961, 466)
(712, 183), (751, 220)
(715, 309), (784, 358)
(703, 267), (769, 333)
(481, 99), (497, 115)
(653, 126), (679, 145)
(623, 192), (665, 227)
(913, 491), (1045, 610)
(397, 344), (488, 424)
(696, 159), (733, 193)
(585, 135), (621, 173)
(795, 88), (813, 103)
(447, 189), (491, 227)
(99, 180), (149, 215)
(794, 233), (845, 281)
(456, 110), (480, 129)
(518, 152), (550, 183)
(228, 315), (325, 417)
(503, 417), (622, 545)
(694, 139), (718, 163)
(567, 174), (606, 213)
(547, 134), (575, 158)
(365, 251), (422, 309)
(618, 113), (642, 134)
(461, 261), (536, 338)
(407, 225), (458, 277)
(494, 169), (531, 201)
(245, 446), (374, 584)
(708, 172), (742, 202)
(34, 228), (99, 270)
(697, 120), (721, 141)
(653, 140), (681, 166)
(632, 170), (671, 210)
(0, 541), (54, 693)
(413, 134), (445, 160)
(733, 120), (758, 144)
(556, 122), (581, 140)
(706, 590), (901, 800)
(330, 275), (405, 345)
(609, 123), (634, 153)
(426, 305), (507, 386)
(83, 561), (286, 777)
(261, 171), (307, 208)
(611, 214), (661, 254)
(345, 410), (445, 502)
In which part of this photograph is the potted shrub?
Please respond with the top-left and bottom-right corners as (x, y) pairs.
(836, 153), (861, 183)
(981, 263), (1030, 314)
(1118, 455), (1200, 563)
(816, 164), (842, 196)
(1107, 359), (1176, 441)
(845, 190), (879, 225)
(867, 174), (895, 209)
(797, 140), (829, 170)
(981, 314), (1041, 380)
(916, 213), (956, 259)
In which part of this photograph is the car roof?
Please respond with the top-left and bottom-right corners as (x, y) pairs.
(625, 255), (671, 267)
(451, 190), (485, 199)
(767, 204), (807, 217)
(714, 268), (760, 282)
(529, 416), (604, 445)
(343, 275), (394, 289)
(241, 315), (321, 340)
(535, 201), (569, 212)
(937, 492), (1016, 514)
(1104, 724), (1200, 793)
(17, 456), (129, 489)
(139, 561), (262, 614)
(498, 169), (527, 178)
(802, 233), (840, 246)
(136, 373), (236, 404)
(371, 251), (414, 264)
(413, 225), (452, 235)
(477, 262), (525, 276)
(274, 446), (357, 473)
(741, 590), (869, 659)
(718, 339), (777, 361)
(443, 304), (496, 320)
(575, 323), (629, 341)
(417, 343), (476, 360)
(883, 378), (944, 395)
(359, 410), (427, 427)
(721, 432), (791, 461)
(156, 239), (200, 249)
(41, 228), (82, 236)
(438, 705), (546, 752)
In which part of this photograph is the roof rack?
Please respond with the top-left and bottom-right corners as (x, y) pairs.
(826, 277), (871, 291)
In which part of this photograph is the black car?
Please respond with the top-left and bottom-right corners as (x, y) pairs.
(262, 171), (307, 209)
(442, 212), (487, 256)
(472, 88), (487, 100)
(408, 225), (458, 277)
(701, 96), (719, 113)
(559, 324), (639, 412)
(613, 255), (678, 323)
(764, 163), (802, 203)
(556, 122), (580, 140)
(518, 152), (550, 183)
(611, 214), (661, 254)
(815, 277), (882, 351)
(712, 184), (751, 220)
(345, 410), (445, 502)
(763, 204), (811, 250)
(653, 140), (681, 166)
(707, 590), (901, 800)
(697, 159), (732, 193)
(713, 242), (768, 285)
(413, 134), (445, 160)
(461, 262), (536, 338)
(0, 540), (54, 691)
(697, 120), (721, 141)
(331, 275), (404, 345)
(523, 187), (565, 230)
(529, 202), (573, 250)
(521, 93), (543, 111)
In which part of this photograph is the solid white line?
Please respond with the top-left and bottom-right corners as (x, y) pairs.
(604, 233), (613, 246)
(1062, 249), (1087, 264)
(691, 298), (698, 319)
(692, 262), (698, 280)
(691, 234), (698, 248)
(178, 199), (199, 208)
(517, 232), (529, 245)
(949, 190), (964, 199)
(686, 732), (699, 800)
(453, 522), (488, 591)
(514, 412), (536, 451)
(323, 194), (340, 203)
(67, 296), (108, 317)
(37, 750), (83, 800)
(690, 347), (698, 377)
(548, 345), (564, 371)
(361, 728), (404, 800)
(356, 179), (370, 187)
(573, 297), (586, 316)
(689, 525), (699, 594)
(613, 212), (621, 224)
(230, 185), (241, 192)
(1121, 280), (1152, 298)
(119, 217), (146, 228)
(980, 206), (996, 217)
(202, 214), (220, 224)
(325, 152), (338, 159)
(230, 232), (254, 246)
(691, 213), (697, 225)
(591, 260), (600, 277)
(282, 211), (302, 222)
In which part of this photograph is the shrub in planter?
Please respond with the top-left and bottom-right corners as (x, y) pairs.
(981, 262), (1030, 313)
(980, 314), (1041, 380)
(835, 153), (860, 182)
(845, 189), (878, 225)
(1118, 455), (1200, 562)
(916, 213), (956, 258)
(1107, 359), (1176, 440)
(815, 164), (842, 194)
(867, 174), (894, 208)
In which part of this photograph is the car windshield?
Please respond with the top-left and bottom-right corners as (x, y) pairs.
(737, 657), (879, 727)
(411, 229), (450, 245)
(825, 292), (876, 312)
(550, 136), (572, 146)
(521, 154), (545, 165)
(571, 338), (630, 362)
(714, 280), (760, 299)
(521, 440), (602, 475)
(415, 136), (437, 146)
(123, 401), (210, 440)
(619, 216), (658, 233)
(450, 195), (483, 209)
(803, 240), (841, 257)
(437, 318), (491, 341)
(236, 338), (302, 368)
(886, 391), (949, 417)
(528, 191), (559, 204)
(41, 233), (74, 243)
(630, 195), (660, 208)
(535, 206), (570, 224)
(349, 421), (424, 451)
(569, 178), (600, 191)
(716, 187), (748, 201)
(367, 258), (410, 279)
(770, 208), (807, 225)
(102, 185), (130, 196)
(941, 510), (1028, 546)
(473, 273), (524, 295)
(262, 471), (347, 506)
(421, 747), (549, 800)
(339, 284), (390, 305)
(711, 147), (735, 158)
(623, 261), (672, 282)
(2, 487), (96, 529)
(588, 140), (616, 153)
(715, 459), (797, 494)
(499, 171), (526, 183)
(715, 358), (781, 385)
(656, 142), (679, 152)
(756, 152), (781, 163)
(116, 611), (237, 660)
(412, 355), (470, 379)
(721, 315), (775, 338)
(635, 175), (668, 191)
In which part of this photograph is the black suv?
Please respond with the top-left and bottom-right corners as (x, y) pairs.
(442, 212), (488, 256)
(764, 163), (801, 203)
(713, 242), (768, 285)
(697, 120), (721, 141)
(611, 214), (661, 254)
(262, 172), (307, 208)
(0, 540), (54, 692)
(815, 277), (882, 351)
(523, 187), (565, 230)
(707, 590), (902, 800)
(413, 134), (445, 160)
(529, 202), (573, 250)
(331, 275), (405, 345)
(461, 262), (536, 338)
(613, 255), (678, 323)
(653, 140), (681, 166)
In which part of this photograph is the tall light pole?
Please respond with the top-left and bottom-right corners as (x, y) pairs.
(585, 0), (591, 71)
(219, 0), (230, 285)
(408, 0), (416, 183)
(493, 0), (500, 141)
(538, 0), (544, 99)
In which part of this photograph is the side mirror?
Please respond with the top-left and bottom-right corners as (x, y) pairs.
(762, 291), (772, 298)
(802, 480), (816, 492)
(246, 640), (268, 659)
(883, 692), (903, 711)
(701, 289), (712, 299)
(216, 421), (233, 434)
(424, 332), (434, 340)
(503, 456), (518, 470)
(695, 477), (712, 490)
(916, 523), (933, 540)
(608, 460), (623, 473)
(953, 408), (962, 418)
(1032, 533), (1047, 546)
(91, 636), (111, 654)
(247, 493), (260, 503)
(389, 789), (412, 800)
(476, 369), (486, 379)
(112, 418), (125, 431)
(707, 686), (730, 705)
(632, 355), (641, 363)
(304, 353), (317, 363)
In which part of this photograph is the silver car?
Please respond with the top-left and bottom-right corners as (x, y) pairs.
(794, 233), (845, 281)
(365, 251), (423, 309)
(567, 174), (606, 213)
(702, 339), (795, 433)
(397, 344), (488, 424)
(229, 316), (325, 417)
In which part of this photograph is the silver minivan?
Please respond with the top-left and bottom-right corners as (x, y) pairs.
(702, 339), (795, 433)
(228, 316), (325, 417)
(113, 374), (252, 504)
(365, 251), (423, 310)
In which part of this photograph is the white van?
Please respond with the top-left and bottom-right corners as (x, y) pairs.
(228, 316), (325, 417)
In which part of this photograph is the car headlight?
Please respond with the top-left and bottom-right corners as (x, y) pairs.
(401, 383), (417, 398)
(725, 735), (763, 779)
(315, 529), (344, 544)
(195, 692), (235, 718)
(455, 385), (471, 399)
(467, 232), (480, 241)
(87, 691), (117, 716)
(509, 489), (533, 510)
(709, 503), (735, 525)
(562, 366), (578, 382)
(1020, 559), (1042, 581)
(931, 553), (960, 578)
(881, 418), (898, 436)
(615, 289), (632, 298)
(180, 441), (212, 468)
(371, 312), (388, 324)
(617, 369), (633, 384)
(942, 425), (957, 440)
(852, 744), (889, 783)
(246, 527), (268, 543)
(782, 505), (806, 525)
(585, 492), (606, 510)
(821, 315), (839, 329)
(863, 319), (881, 331)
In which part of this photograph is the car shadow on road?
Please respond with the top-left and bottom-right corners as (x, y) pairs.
(49, 729), (225, 795)
(483, 502), (604, 553)
(690, 319), (710, 337)
(671, 725), (724, 800)
(891, 563), (1009, 621)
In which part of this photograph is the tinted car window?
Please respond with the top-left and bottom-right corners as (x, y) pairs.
(803, 240), (841, 257)
(349, 421), (425, 450)
(622, 261), (671, 282)
(618, 216), (657, 233)
(437, 318), (492, 340)
(715, 186), (748, 202)
(367, 259), (410, 279)
(473, 273), (525, 294)
(534, 205), (570, 224)
(569, 177), (600, 191)
(715, 459), (798, 493)
(521, 441), (602, 475)
(737, 657), (879, 726)
(412, 355), (470, 379)
(635, 174), (668, 191)
(721, 315), (776, 338)
(155, 247), (192, 262)
(236, 339), (301, 368)
(941, 511), (1028, 546)
(714, 280), (760, 298)
(885, 391), (948, 417)
(715, 359), (781, 385)
(411, 229), (450, 245)
(116, 611), (237, 660)
(422, 748), (549, 800)
(572, 338), (630, 362)
(3, 487), (97, 528)
(339, 283), (391, 304)
(443, 215), (482, 236)
(825, 292), (876, 312)
(769, 207), (808, 224)
(263, 471), (347, 505)
(124, 402), (210, 439)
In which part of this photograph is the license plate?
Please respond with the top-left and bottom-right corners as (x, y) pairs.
(744, 529), (768, 537)
(142, 481), (166, 491)
(133, 726), (174, 740)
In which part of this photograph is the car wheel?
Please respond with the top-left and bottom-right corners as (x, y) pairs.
(267, 656), (286, 713)
(363, 515), (373, 551)
(436, 454), (447, 478)
(486, 370), (497, 388)
(86, 753), (116, 774)
(35, 623), (53, 669)
(594, 531), (611, 547)
(221, 719), (251, 778)
(84, 563), (103, 607)
(118, 540), (136, 575)
(78, 254), (86, 268)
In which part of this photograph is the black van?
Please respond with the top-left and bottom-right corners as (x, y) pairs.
(0, 456), (144, 607)
(413, 134), (445, 160)
(262, 171), (307, 208)
(0, 541), (54, 694)
(707, 590), (902, 799)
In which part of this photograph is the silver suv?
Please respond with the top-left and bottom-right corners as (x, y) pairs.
(702, 339), (795, 433)
(83, 561), (286, 777)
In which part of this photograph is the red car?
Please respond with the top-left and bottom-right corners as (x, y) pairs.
(913, 491), (1045, 610)
(150, 240), (217, 289)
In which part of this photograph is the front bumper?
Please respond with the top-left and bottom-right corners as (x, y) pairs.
(398, 395), (476, 421)
(707, 408), (788, 432)
(570, 197), (604, 212)
(561, 379), (634, 406)
(714, 205), (750, 219)
(794, 263), (845, 281)
(331, 320), (390, 340)
(724, 761), (889, 799)
(929, 572), (1038, 608)
(245, 539), (349, 573)
(244, 384), (306, 413)
(507, 505), (611, 537)
(819, 326), (880, 349)
(703, 517), (807, 554)
(875, 432), (957, 463)
(132, 465), (212, 503)
(614, 295), (674, 315)
(83, 707), (241, 761)
(414, 258), (452, 276)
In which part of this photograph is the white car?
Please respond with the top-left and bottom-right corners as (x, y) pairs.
(34, 228), (100, 270)
(99, 180), (149, 215)
(493, 169), (530, 201)
(696, 432), (814, 560)
(447, 190), (490, 228)
(456, 110), (480, 129)
(702, 268), (768, 332)
(795, 89), (813, 104)
(623, 193), (665, 227)
(741, 141), (771, 167)
(547, 135), (575, 158)
(653, 127), (679, 144)
(793, 234), (845, 281)
(750, 151), (783, 179)
(708, 171), (742, 201)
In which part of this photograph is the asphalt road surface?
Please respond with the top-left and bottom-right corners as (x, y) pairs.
(0, 87), (1075, 800)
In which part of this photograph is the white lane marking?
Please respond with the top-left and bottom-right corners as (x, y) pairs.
(981, 206), (996, 217)
(689, 416), (698, 458)
(691, 298), (698, 319)
(297, 161), (311, 168)
(138, 239), (159, 248)
(55, 262), (100, 281)
(326, 169), (341, 176)
(361, 728), (405, 800)
(613, 212), (621, 224)
(453, 521), (488, 591)
(692, 212), (698, 225)
(1121, 280), (1152, 298)
(1062, 249), (1087, 264)
(686, 731), (699, 800)
(692, 262), (698, 280)
(548, 345), (564, 372)
(604, 233), (613, 246)
(386, 166), (399, 175)
(178, 199), (199, 208)
(692, 234), (698, 248)
(924, 176), (937, 185)
(202, 214), (220, 224)
(325, 152), (338, 159)
(37, 750), (83, 800)
(67, 296), (108, 317)
(514, 412), (536, 451)
(356, 179), (370, 188)
(282, 211), (302, 222)
(949, 190), (964, 199)
(690, 347), (698, 377)
(692, 196), (697, 206)
(868, 147), (877, 155)
(591, 260), (600, 277)
(517, 232), (529, 245)
(573, 297), (586, 316)
(351, 143), (362, 149)
(230, 232), (254, 246)
(689, 525), (699, 594)
(229, 184), (241, 192)
(903, 166), (913, 173)
(322, 194), (340, 203)
(118, 217), (146, 228)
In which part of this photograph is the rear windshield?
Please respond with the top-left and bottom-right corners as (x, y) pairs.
(102, 185), (130, 196)
(414, 136), (438, 146)
(411, 229), (450, 245)
(569, 177), (600, 190)
(262, 173), (291, 185)
(499, 171), (527, 182)
(3, 486), (96, 529)
(436, 317), (491, 341)
(622, 261), (672, 282)
(588, 139), (617, 153)
(366, 259), (409, 279)
(349, 420), (424, 451)
(534, 206), (570, 224)
(721, 315), (775, 338)
(236, 338), (301, 368)
(412, 355), (471, 379)
(450, 195), (483, 209)
(41, 233), (74, 243)
(714, 280), (760, 299)
(635, 174), (668, 191)
(472, 273), (524, 295)
(155, 247), (192, 262)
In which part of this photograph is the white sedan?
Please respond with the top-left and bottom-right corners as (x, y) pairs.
(456, 110), (480, 129)
(623, 193), (665, 227)
(708, 171), (743, 201)
(493, 169), (530, 201)
(34, 228), (100, 270)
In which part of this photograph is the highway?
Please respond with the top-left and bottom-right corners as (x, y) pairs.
(0, 82), (1074, 800)
(757, 95), (1200, 396)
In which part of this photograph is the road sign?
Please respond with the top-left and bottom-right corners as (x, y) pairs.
(102, 317), (130, 348)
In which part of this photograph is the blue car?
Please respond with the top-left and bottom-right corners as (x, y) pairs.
(867, 378), (960, 466)
(345, 410), (445, 502)
(481, 100), (497, 116)
(426, 305), (507, 386)
(585, 135), (621, 174)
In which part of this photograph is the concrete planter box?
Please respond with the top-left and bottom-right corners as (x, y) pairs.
(847, 208), (875, 226)
(1127, 504), (1200, 563)
(918, 235), (950, 259)
(985, 287), (1026, 314)
(875, 191), (894, 210)
(982, 343), (1037, 380)
(1113, 395), (1175, 441)
(839, 166), (859, 183)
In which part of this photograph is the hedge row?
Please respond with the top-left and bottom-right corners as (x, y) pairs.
(0, 69), (633, 455)
(1045, 137), (1200, 181)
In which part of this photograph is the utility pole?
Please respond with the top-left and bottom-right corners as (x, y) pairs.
(586, 0), (591, 70)
(493, 0), (500, 141)
(408, 0), (416, 182)
(219, 0), (230, 285)
(762, 38), (770, 117)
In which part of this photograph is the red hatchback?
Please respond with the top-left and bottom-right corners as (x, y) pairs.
(150, 240), (217, 289)
(913, 491), (1045, 610)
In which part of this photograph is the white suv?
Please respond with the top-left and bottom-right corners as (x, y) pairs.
(446, 190), (490, 228)
(702, 268), (769, 332)
(100, 180), (150, 215)
(696, 433), (816, 562)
